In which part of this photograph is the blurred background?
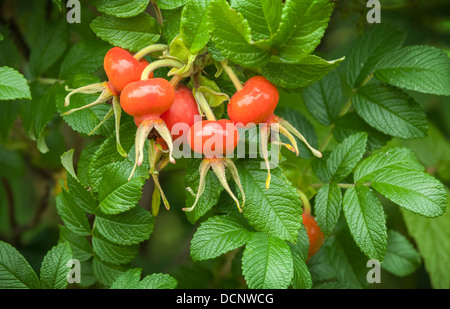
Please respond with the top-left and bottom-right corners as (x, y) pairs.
(0, 0), (449, 289)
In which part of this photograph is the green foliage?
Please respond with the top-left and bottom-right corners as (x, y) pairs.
(0, 0), (449, 290)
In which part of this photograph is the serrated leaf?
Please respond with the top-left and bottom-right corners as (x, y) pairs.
(289, 226), (312, 289)
(92, 257), (128, 287)
(59, 40), (110, 79)
(402, 196), (450, 289)
(91, 13), (161, 53)
(190, 214), (252, 261)
(58, 225), (93, 262)
(207, 0), (271, 67)
(374, 45), (450, 96)
(302, 70), (346, 126)
(92, 232), (139, 266)
(66, 174), (97, 214)
(242, 233), (293, 289)
(95, 206), (154, 246)
(342, 185), (387, 261)
(91, 0), (150, 18)
(0, 67), (31, 100)
(372, 168), (447, 218)
(334, 112), (392, 152)
(230, 0), (282, 41)
(40, 243), (73, 289)
(109, 268), (142, 289)
(261, 55), (344, 89)
(326, 132), (368, 182)
(315, 183), (342, 236)
(236, 159), (302, 243)
(139, 273), (178, 289)
(354, 147), (424, 183)
(56, 189), (91, 237)
(0, 241), (40, 289)
(353, 84), (428, 139)
(181, 0), (211, 54)
(98, 161), (146, 215)
(346, 24), (406, 88)
(270, 0), (333, 63)
(381, 230), (421, 277)
(184, 159), (224, 223)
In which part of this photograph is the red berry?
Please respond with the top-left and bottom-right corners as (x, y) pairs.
(188, 120), (239, 158)
(160, 85), (200, 140)
(120, 78), (175, 121)
(228, 76), (279, 126)
(103, 47), (152, 93)
(302, 213), (324, 260)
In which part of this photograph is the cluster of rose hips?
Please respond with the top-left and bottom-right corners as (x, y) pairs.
(64, 45), (324, 257)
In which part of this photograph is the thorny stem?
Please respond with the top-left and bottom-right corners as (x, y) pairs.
(221, 60), (244, 91)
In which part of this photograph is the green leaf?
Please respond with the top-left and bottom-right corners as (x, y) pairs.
(58, 225), (93, 262)
(61, 149), (78, 181)
(139, 273), (178, 289)
(230, 0), (282, 41)
(92, 257), (128, 287)
(302, 70), (346, 126)
(157, 0), (188, 10)
(40, 243), (73, 289)
(95, 206), (154, 246)
(110, 269), (177, 289)
(270, 0), (333, 64)
(353, 84), (428, 139)
(381, 230), (421, 277)
(326, 132), (368, 182)
(261, 55), (344, 89)
(207, 0), (271, 67)
(91, 13), (161, 53)
(98, 161), (146, 215)
(314, 183), (342, 236)
(184, 159), (224, 224)
(402, 197), (450, 289)
(190, 214), (252, 261)
(0, 241), (40, 289)
(92, 232), (139, 266)
(354, 147), (424, 183)
(0, 101), (19, 141)
(66, 174), (97, 214)
(372, 168), (447, 218)
(289, 226), (312, 289)
(236, 159), (302, 243)
(242, 233), (293, 289)
(0, 67), (31, 100)
(56, 189), (91, 237)
(59, 40), (110, 79)
(29, 21), (67, 77)
(346, 23), (406, 88)
(374, 45), (450, 96)
(334, 112), (392, 152)
(91, 0), (150, 18)
(181, 0), (211, 54)
(342, 185), (387, 261)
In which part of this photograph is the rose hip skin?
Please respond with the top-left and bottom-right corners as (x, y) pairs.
(103, 47), (152, 93)
(120, 78), (175, 121)
(188, 120), (239, 158)
(160, 85), (200, 139)
(228, 76), (279, 126)
(302, 213), (325, 260)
